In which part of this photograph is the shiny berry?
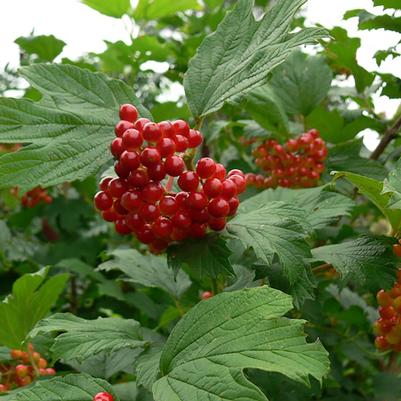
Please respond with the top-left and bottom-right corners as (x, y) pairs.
(102, 209), (119, 222)
(158, 121), (174, 137)
(229, 174), (246, 194)
(203, 178), (223, 198)
(115, 120), (134, 137)
(208, 216), (226, 231)
(379, 306), (396, 319)
(172, 211), (192, 229)
(160, 196), (178, 216)
(394, 244), (401, 257)
(15, 364), (28, 378)
(228, 196), (240, 216)
(94, 392), (114, 401)
(120, 151), (140, 171)
(165, 155), (185, 177)
(178, 172), (200, 192)
(157, 137), (176, 157)
(188, 192), (208, 210)
(141, 182), (164, 203)
(148, 163), (166, 181)
(143, 122), (163, 142)
(134, 118), (151, 132)
(121, 191), (141, 211)
(119, 104), (139, 122)
(122, 129), (143, 149)
(196, 157), (216, 179)
(99, 176), (113, 192)
(221, 179), (237, 199)
(115, 218), (131, 235)
(213, 163), (226, 180)
(125, 213), (144, 230)
(174, 135), (189, 152)
(152, 217), (173, 238)
(208, 197), (230, 217)
(111, 137), (125, 158)
(108, 178), (127, 198)
(136, 224), (155, 244)
(128, 169), (149, 188)
(201, 291), (213, 300)
(141, 147), (161, 166)
(172, 120), (190, 137)
(188, 129), (203, 148)
(94, 191), (113, 211)
(140, 203), (160, 222)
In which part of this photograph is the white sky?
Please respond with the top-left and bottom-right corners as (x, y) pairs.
(0, 0), (400, 149)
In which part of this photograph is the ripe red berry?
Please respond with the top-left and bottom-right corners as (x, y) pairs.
(201, 291), (213, 300)
(377, 290), (393, 307)
(191, 223), (207, 238)
(228, 196), (240, 216)
(122, 129), (143, 149)
(221, 179), (237, 199)
(172, 211), (192, 229)
(120, 151), (140, 171)
(111, 137), (125, 158)
(114, 161), (130, 178)
(115, 218), (131, 235)
(208, 216), (226, 231)
(157, 137), (176, 157)
(134, 118), (151, 132)
(203, 178), (223, 198)
(196, 157), (216, 179)
(140, 203), (160, 222)
(394, 244), (401, 257)
(143, 122), (163, 142)
(119, 104), (139, 122)
(114, 200), (128, 216)
(115, 120), (134, 137)
(165, 155), (185, 177)
(125, 213), (144, 230)
(229, 174), (246, 194)
(160, 196), (178, 216)
(172, 120), (190, 137)
(93, 392), (114, 401)
(121, 190), (141, 211)
(15, 365), (28, 378)
(99, 176), (113, 192)
(158, 121), (175, 137)
(174, 135), (189, 152)
(102, 209), (119, 222)
(38, 358), (48, 369)
(379, 306), (396, 319)
(213, 163), (226, 180)
(148, 163), (166, 181)
(108, 178), (127, 198)
(188, 129), (203, 148)
(128, 168), (149, 188)
(45, 368), (56, 376)
(141, 182), (164, 203)
(178, 172), (200, 192)
(0, 384), (8, 393)
(141, 147), (161, 166)
(94, 191), (113, 211)
(149, 239), (169, 253)
(188, 192), (208, 210)
(136, 224), (155, 244)
(190, 208), (209, 223)
(11, 349), (23, 360)
(375, 336), (389, 351)
(152, 217), (173, 238)
(208, 197), (230, 217)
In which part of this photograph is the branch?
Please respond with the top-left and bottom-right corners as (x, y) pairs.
(370, 115), (401, 160)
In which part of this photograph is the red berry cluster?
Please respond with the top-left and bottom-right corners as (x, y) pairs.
(246, 129), (327, 189)
(21, 187), (52, 208)
(393, 241), (401, 257)
(0, 345), (56, 392)
(374, 270), (401, 352)
(94, 392), (114, 401)
(94, 104), (245, 253)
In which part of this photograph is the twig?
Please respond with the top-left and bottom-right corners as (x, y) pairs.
(370, 114), (401, 160)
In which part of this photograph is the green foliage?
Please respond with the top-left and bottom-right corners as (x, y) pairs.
(15, 35), (66, 62)
(153, 287), (329, 401)
(184, 0), (327, 117)
(0, 269), (68, 349)
(134, 0), (201, 20)
(82, 0), (131, 18)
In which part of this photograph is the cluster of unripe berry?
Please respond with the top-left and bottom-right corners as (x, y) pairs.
(21, 187), (52, 208)
(246, 129), (327, 189)
(374, 270), (401, 352)
(94, 392), (114, 401)
(94, 104), (245, 253)
(0, 345), (55, 392)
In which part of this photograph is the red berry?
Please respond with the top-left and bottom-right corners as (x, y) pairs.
(174, 135), (189, 152)
(172, 120), (190, 137)
(115, 218), (131, 235)
(188, 192), (208, 210)
(128, 169), (149, 188)
(121, 190), (141, 211)
(221, 179), (237, 199)
(157, 137), (176, 157)
(208, 216), (226, 231)
(196, 157), (216, 179)
(213, 163), (226, 180)
(171, 227), (188, 241)
(201, 291), (213, 300)
(228, 174), (246, 194)
(188, 129), (203, 148)
(0, 384), (8, 393)
(141, 147), (161, 166)
(120, 151), (140, 171)
(394, 244), (401, 258)
(15, 364), (28, 378)
(165, 155), (185, 177)
(375, 336), (389, 351)
(136, 224), (155, 244)
(113, 200), (128, 216)
(111, 137), (125, 158)
(115, 120), (134, 137)
(379, 306), (396, 319)
(114, 161), (130, 179)
(190, 208), (209, 223)
(11, 349), (23, 360)
(140, 203), (160, 222)
(99, 176), (113, 191)
(119, 104), (139, 122)
(152, 217), (173, 238)
(191, 223), (207, 238)
(203, 178), (223, 198)
(148, 163), (166, 181)
(141, 182), (164, 203)
(178, 172), (200, 192)
(45, 367), (56, 376)
(122, 129), (143, 149)
(94, 392), (114, 401)
(94, 191), (113, 211)
(125, 213), (144, 230)
(143, 122), (163, 143)
(102, 209), (119, 222)
(208, 197), (230, 217)
(228, 169), (245, 178)
(160, 196), (178, 216)
(149, 239), (169, 254)
(175, 191), (189, 207)
(134, 118), (151, 132)
(228, 196), (240, 216)
(172, 211), (192, 229)
(38, 358), (48, 369)
(158, 121), (175, 137)
(377, 290), (393, 307)
(108, 178), (127, 198)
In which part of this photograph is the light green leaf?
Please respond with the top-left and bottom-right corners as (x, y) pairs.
(269, 51), (332, 116)
(167, 235), (233, 279)
(8, 373), (117, 401)
(382, 159), (401, 209)
(15, 35), (66, 62)
(82, 0), (131, 18)
(355, 11), (401, 33)
(153, 287), (329, 401)
(373, 0), (401, 9)
(227, 202), (311, 284)
(97, 249), (191, 298)
(312, 236), (397, 290)
(0, 64), (151, 191)
(184, 0), (327, 117)
(30, 313), (146, 362)
(0, 268), (68, 349)
(136, 345), (163, 392)
(134, 0), (201, 20)
(334, 171), (401, 231)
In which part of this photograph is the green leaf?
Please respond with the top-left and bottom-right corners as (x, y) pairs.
(268, 51), (332, 116)
(334, 171), (401, 231)
(312, 236), (397, 290)
(167, 235), (233, 279)
(82, 0), (131, 18)
(382, 159), (401, 209)
(136, 345), (164, 392)
(0, 64), (151, 191)
(30, 313), (146, 362)
(134, 0), (201, 20)
(97, 249), (191, 298)
(245, 85), (289, 134)
(15, 35), (66, 62)
(0, 268), (68, 349)
(373, 0), (401, 9)
(305, 108), (344, 143)
(153, 287), (329, 401)
(184, 0), (327, 117)
(8, 373), (117, 401)
(227, 202), (311, 284)
(240, 186), (354, 230)
(356, 11), (401, 33)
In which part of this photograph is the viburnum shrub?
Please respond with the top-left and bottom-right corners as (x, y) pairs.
(246, 130), (328, 189)
(94, 104), (245, 253)
(1, 0), (401, 400)
(0, 345), (55, 392)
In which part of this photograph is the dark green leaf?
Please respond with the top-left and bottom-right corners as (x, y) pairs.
(15, 35), (66, 62)
(184, 0), (327, 117)
(373, 0), (401, 9)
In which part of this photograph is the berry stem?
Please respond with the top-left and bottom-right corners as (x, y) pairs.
(27, 347), (40, 378)
(165, 176), (174, 193)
